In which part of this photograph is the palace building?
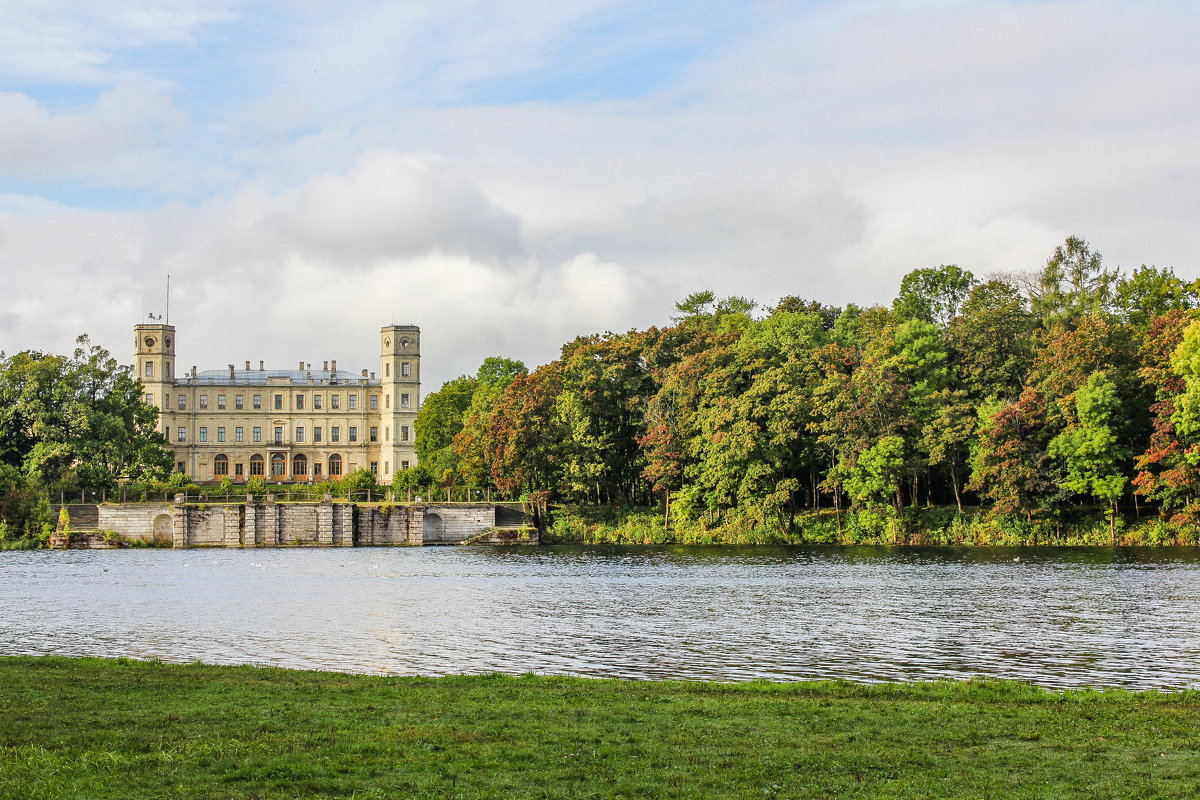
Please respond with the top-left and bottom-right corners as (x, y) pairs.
(134, 322), (420, 484)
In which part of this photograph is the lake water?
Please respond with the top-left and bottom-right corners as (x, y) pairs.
(3, 545), (1199, 689)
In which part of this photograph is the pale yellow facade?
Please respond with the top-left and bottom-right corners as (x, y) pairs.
(134, 323), (420, 484)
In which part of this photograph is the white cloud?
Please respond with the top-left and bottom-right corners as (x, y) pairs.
(0, 0), (238, 84)
(0, 86), (187, 182)
(0, 149), (654, 389)
(2, 1), (1200, 391)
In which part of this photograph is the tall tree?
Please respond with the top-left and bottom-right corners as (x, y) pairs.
(0, 337), (171, 491)
(945, 280), (1035, 403)
(1031, 236), (1118, 329)
(557, 330), (656, 503)
(892, 265), (977, 326)
(414, 375), (478, 483)
(1132, 311), (1199, 517)
(919, 389), (976, 512)
(487, 363), (565, 503)
(689, 310), (829, 531)
(968, 389), (1055, 522)
(1114, 265), (1200, 329)
(1048, 371), (1129, 541)
(453, 358), (528, 489)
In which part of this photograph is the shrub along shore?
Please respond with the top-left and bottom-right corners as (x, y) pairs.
(2, 656), (1199, 798)
(546, 504), (1200, 546)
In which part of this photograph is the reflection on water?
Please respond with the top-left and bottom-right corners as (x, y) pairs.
(2, 545), (1200, 688)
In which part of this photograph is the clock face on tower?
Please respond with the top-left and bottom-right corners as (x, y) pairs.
(144, 336), (156, 349)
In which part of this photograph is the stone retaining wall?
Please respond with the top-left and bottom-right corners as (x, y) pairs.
(52, 500), (526, 548)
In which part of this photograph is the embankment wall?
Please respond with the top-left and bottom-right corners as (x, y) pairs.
(52, 499), (532, 548)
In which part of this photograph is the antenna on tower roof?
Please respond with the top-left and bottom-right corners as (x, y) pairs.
(166, 273), (170, 325)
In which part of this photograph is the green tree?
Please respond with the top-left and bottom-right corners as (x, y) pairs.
(554, 389), (608, 502)
(683, 310), (830, 531)
(341, 468), (378, 500)
(0, 337), (171, 492)
(556, 330), (655, 504)
(1115, 265), (1200, 329)
(1031, 236), (1118, 329)
(475, 357), (528, 387)
(920, 389), (976, 512)
(640, 323), (740, 521)
(392, 463), (432, 496)
(945, 280), (1035, 403)
(892, 265), (977, 326)
(671, 291), (756, 332)
(414, 375), (478, 483)
(842, 435), (905, 509)
(448, 358), (528, 489)
(0, 464), (54, 543)
(1048, 371), (1129, 542)
(770, 297), (839, 329)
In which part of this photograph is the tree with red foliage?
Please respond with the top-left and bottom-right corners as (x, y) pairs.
(968, 388), (1055, 522)
(1132, 311), (1200, 519)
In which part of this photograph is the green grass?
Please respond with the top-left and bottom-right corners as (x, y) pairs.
(2, 658), (1200, 798)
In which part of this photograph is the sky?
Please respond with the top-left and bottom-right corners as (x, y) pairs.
(1, 0), (1198, 393)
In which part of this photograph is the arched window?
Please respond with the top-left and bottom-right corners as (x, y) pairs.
(328, 454), (342, 476)
(249, 454), (264, 476)
(292, 454), (308, 477)
(213, 454), (229, 476)
(270, 452), (286, 478)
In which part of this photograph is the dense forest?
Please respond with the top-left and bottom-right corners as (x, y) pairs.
(408, 236), (1200, 544)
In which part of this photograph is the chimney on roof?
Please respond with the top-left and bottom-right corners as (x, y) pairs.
(191, 366), (197, 378)
(228, 364), (235, 379)
(259, 360), (264, 371)
(323, 360), (328, 371)
(370, 371), (375, 379)
(245, 361), (250, 371)
(331, 359), (337, 372)
(306, 363), (311, 370)
(361, 369), (368, 377)
(299, 361), (304, 370)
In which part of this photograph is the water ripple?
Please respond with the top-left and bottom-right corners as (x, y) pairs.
(3, 546), (1200, 688)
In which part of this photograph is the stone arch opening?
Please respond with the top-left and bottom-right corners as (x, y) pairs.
(422, 511), (445, 544)
(152, 514), (172, 543)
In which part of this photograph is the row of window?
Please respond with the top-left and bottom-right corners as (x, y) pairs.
(196, 453), (414, 479)
(146, 361), (412, 382)
(180, 425), (410, 443)
(213, 453), (342, 478)
(159, 391), (412, 412)
(211, 453), (409, 478)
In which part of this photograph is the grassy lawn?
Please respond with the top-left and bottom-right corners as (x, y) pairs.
(2, 657), (1199, 798)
